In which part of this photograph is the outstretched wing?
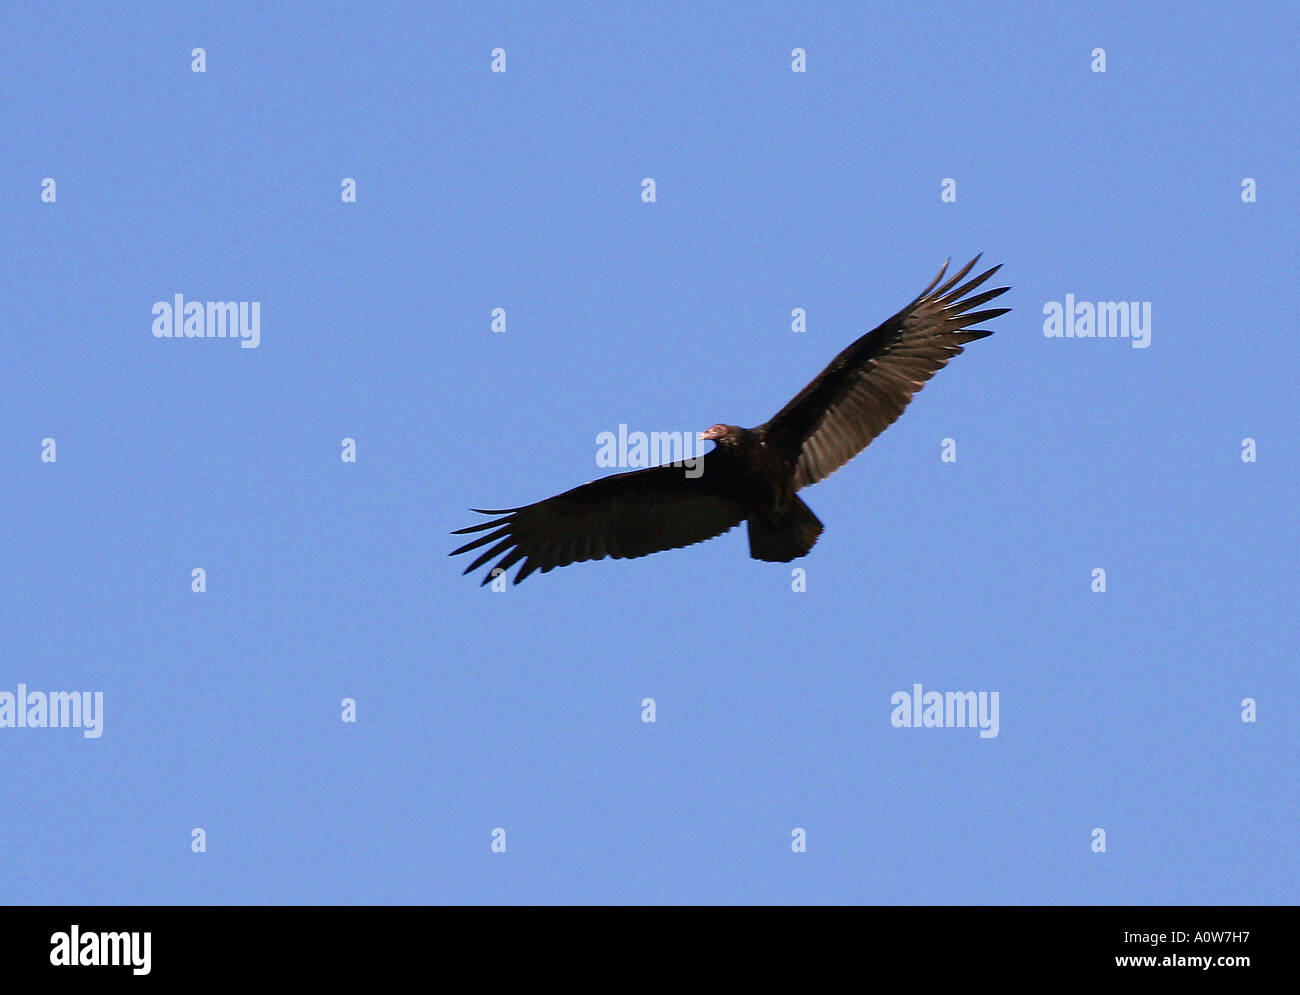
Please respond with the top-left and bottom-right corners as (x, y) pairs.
(451, 461), (746, 584)
(764, 256), (1009, 489)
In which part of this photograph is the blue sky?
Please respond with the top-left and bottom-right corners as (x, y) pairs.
(1, 2), (1295, 904)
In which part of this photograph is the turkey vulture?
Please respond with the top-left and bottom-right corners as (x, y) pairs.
(453, 255), (1009, 584)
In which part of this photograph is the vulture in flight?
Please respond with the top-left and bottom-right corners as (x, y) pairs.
(453, 256), (1009, 584)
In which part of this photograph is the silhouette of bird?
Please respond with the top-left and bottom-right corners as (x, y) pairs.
(453, 256), (1009, 584)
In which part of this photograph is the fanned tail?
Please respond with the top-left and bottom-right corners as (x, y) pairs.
(747, 496), (823, 562)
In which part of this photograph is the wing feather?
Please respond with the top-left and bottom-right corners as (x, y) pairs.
(451, 460), (746, 584)
(764, 256), (1010, 489)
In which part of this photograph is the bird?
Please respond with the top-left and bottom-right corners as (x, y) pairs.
(452, 255), (1009, 584)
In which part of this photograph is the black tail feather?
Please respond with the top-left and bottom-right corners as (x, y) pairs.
(747, 497), (823, 562)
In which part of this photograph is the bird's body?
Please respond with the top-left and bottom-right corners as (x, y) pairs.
(694, 425), (822, 562)
(453, 256), (1010, 584)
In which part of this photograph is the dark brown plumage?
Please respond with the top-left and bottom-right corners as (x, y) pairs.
(453, 256), (1010, 584)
